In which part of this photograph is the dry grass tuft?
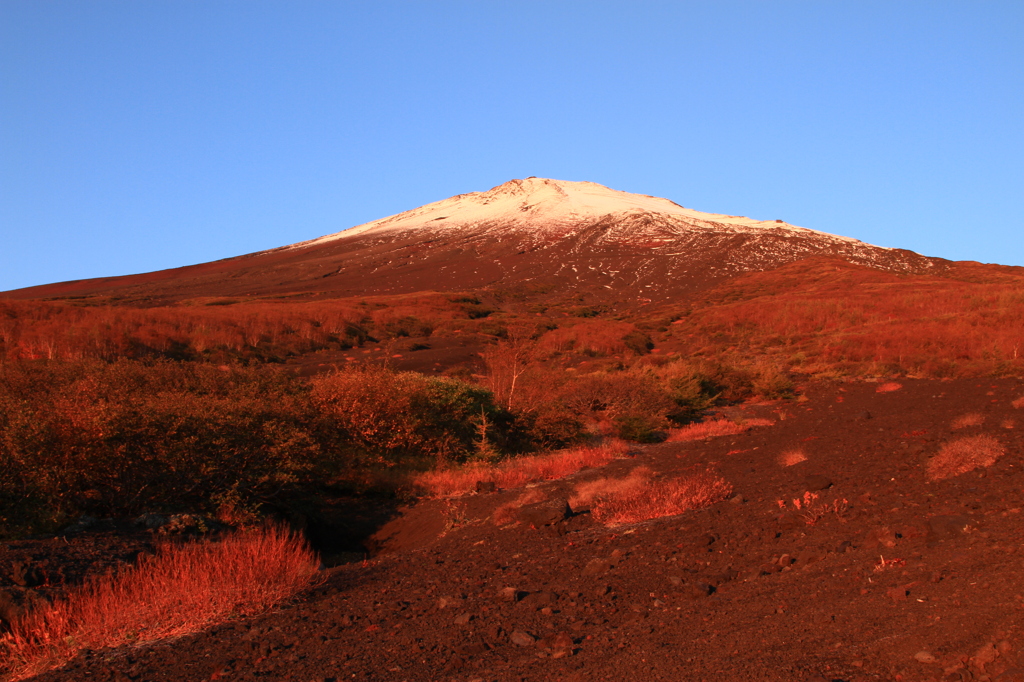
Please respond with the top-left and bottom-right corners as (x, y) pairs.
(1012, 396), (1024, 409)
(415, 440), (630, 498)
(0, 525), (319, 681)
(876, 382), (903, 393)
(569, 467), (654, 510)
(779, 449), (808, 466)
(582, 469), (732, 525)
(926, 435), (1006, 482)
(1003, 419), (1016, 430)
(951, 413), (985, 430)
(666, 418), (774, 442)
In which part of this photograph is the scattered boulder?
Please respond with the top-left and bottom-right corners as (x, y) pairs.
(498, 587), (525, 603)
(913, 650), (937, 664)
(538, 632), (575, 658)
(518, 499), (571, 528)
(510, 630), (536, 647)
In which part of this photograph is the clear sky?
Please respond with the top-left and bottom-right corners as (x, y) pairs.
(2, 2), (1022, 292)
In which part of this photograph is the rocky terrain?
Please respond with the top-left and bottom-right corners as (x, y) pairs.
(5, 377), (1024, 682)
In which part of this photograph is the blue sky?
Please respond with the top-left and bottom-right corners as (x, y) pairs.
(2, 2), (1022, 292)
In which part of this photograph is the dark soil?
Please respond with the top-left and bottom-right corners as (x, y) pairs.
(9, 378), (1024, 681)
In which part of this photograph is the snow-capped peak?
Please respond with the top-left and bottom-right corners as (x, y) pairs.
(291, 178), (864, 248)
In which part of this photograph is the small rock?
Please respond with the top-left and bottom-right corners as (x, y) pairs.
(972, 642), (999, 670)
(860, 411), (873, 420)
(525, 591), (557, 605)
(510, 630), (536, 647)
(804, 474), (833, 491)
(668, 576), (683, 586)
(864, 526), (898, 549)
(518, 499), (571, 527)
(729, 494), (745, 504)
(927, 514), (973, 545)
(499, 587), (524, 602)
(886, 585), (909, 602)
(538, 632), (575, 658)
(475, 480), (496, 494)
(696, 533), (717, 547)
(595, 585), (611, 597)
(582, 559), (612, 576)
(689, 582), (715, 599)
(914, 651), (937, 663)
(454, 613), (473, 625)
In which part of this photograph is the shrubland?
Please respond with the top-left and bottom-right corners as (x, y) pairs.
(5, 256), (1024, 537)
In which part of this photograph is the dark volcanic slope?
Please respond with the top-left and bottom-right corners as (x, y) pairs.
(26, 378), (1024, 682)
(3, 179), (945, 303)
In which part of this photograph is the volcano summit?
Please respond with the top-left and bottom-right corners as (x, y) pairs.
(6, 178), (943, 302)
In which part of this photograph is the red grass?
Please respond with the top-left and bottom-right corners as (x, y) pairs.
(414, 440), (630, 498)
(666, 418), (774, 442)
(950, 413), (984, 430)
(587, 470), (732, 525)
(1, 525), (320, 680)
(779, 448), (809, 466)
(926, 435), (1006, 481)
(1012, 396), (1024, 409)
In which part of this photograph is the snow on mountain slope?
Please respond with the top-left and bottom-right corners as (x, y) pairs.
(292, 177), (865, 248)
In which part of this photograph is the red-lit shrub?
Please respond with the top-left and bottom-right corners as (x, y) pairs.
(926, 435), (1005, 481)
(414, 440), (629, 498)
(666, 418), (774, 442)
(537, 320), (651, 357)
(0, 525), (319, 680)
(950, 413), (984, 430)
(578, 468), (732, 525)
(310, 366), (505, 466)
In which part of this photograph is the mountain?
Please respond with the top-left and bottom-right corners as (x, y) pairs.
(3, 178), (945, 303)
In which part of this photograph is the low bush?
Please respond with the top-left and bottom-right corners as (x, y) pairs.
(950, 413), (984, 430)
(414, 440), (629, 498)
(666, 418), (774, 442)
(310, 366), (509, 467)
(573, 468), (732, 525)
(926, 435), (1005, 481)
(0, 524), (319, 680)
(0, 360), (516, 536)
(779, 448), (809, 466)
